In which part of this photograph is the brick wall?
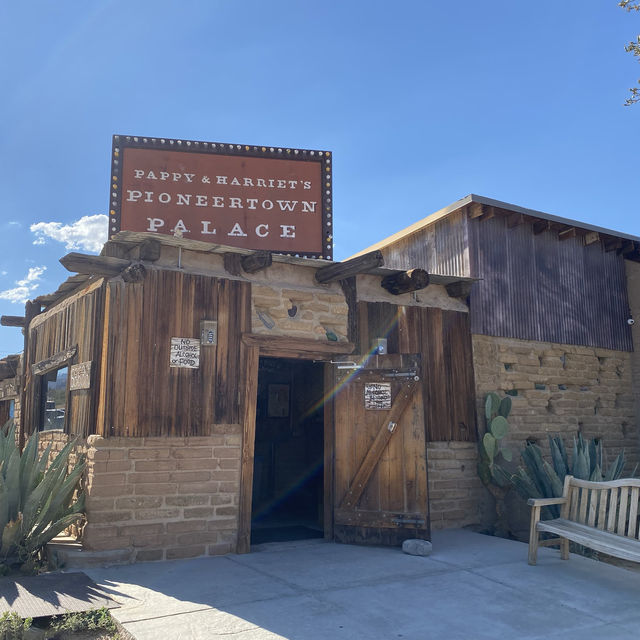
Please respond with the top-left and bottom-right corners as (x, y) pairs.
(82, 427), (241, 562)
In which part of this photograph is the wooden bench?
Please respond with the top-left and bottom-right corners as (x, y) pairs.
(527, 475), (640, 565)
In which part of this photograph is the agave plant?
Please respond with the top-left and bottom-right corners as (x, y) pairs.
(0, 420), (85, 570)
(511, 433), (636, 518)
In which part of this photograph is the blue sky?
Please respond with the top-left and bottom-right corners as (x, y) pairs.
(0, 1), (638, 357)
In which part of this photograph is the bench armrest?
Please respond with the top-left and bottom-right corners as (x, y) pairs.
(527, 497), (567, 507)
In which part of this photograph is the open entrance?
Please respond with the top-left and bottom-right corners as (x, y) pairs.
(251, 357), (325, 544)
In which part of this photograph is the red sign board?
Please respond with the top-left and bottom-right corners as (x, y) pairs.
(109, 136), (333, 259)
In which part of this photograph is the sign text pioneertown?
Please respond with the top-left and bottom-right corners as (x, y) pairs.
(109, 136), (333, 258)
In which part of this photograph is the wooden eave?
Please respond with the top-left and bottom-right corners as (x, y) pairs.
(0, 354), (20, 381)
(32, 274), (96, 311)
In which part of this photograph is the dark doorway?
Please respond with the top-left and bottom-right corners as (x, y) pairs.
(251, 357), (325, 545)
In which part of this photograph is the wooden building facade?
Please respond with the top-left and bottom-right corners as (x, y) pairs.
(5, 232), (477, 561)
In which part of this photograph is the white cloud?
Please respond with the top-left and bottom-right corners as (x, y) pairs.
(31, 214), (108, 253)
(0, 266), (47, 304)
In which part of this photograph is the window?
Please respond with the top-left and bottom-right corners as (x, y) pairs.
(40, 366), (68, 431)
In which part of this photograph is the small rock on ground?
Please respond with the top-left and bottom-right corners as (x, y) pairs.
(402, 539), (433, 556)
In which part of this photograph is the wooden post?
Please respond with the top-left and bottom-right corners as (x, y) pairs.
(528, 503), (541, 566)
(237, 342), (260, 554)
(18, 300), (40, 450)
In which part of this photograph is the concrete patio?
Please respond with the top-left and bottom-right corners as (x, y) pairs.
(85, 529), (640, 639)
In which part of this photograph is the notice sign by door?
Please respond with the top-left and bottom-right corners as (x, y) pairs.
(170, 337), (201, 368)
(364, 382), (392, 410)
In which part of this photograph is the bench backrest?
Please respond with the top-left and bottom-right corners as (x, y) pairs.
(562, 476), (640, 539)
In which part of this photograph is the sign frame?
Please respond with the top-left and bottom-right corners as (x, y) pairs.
(109, 135), (333, 259)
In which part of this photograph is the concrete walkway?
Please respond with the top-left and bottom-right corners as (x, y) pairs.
(86, 529), (640, 639)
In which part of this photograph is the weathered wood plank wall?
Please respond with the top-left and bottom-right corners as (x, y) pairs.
(24, 279), (106, 438)
(97, 270), (251, 437)
(356, 301), (477, 442)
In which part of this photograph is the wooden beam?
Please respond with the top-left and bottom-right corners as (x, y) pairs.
(507, 213), (526, 228)
(60, 253), (130, 277)
(242, 333), (355, 359)
(584, 231), (600, 245)
(445, 281), (474, 300)
(121, 262), (146, 283)
(241, 250), (272, 274)
(558, 227), (577, 241)
(223, 253), (243, 276)
(533, 220), (550, 235)
(129, 238), (162, 262)
(32, 346), (77, 376)
(315, 250), (384, 284)
(468, 203), (484, 219)
(604, 238), (622, 252)
(380, 269), (429, 295)
(0, 316), (25, 328)
(479, 206), (495, 222)
(620, 241), (636, 256)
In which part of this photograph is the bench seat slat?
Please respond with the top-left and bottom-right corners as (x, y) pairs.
(537, 518), (640, 563)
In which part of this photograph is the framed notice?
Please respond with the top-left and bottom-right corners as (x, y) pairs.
(109, 135), (333, 259)
(170, 338), (200, 369)
(364, 383), (392, 410)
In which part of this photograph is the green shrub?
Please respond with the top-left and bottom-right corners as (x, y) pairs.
(0, 611), (31, 640)
(48, 607), (117, 637)
(0, 420), (85, 571)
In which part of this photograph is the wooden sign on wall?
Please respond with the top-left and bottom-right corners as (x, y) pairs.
(69, 361), (92, 390)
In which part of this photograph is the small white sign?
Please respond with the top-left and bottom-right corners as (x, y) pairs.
(170, 337), (201, 369)
(364, 382), (392, 410)
(69, 361), (92, 390)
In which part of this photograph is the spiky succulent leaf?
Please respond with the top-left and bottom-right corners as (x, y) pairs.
(498, 396), (512, 418)
(483, 433), (496, 461)
(1, 516), (23, 558)
(548, 436), (568, 479)
(511, 468), (542, 501)
(588, 439), (598, 476)
(491, 464), (512, 488)
(590, 464), (603, 482)
(490, 416), (509, 440)
(542, 461), (564, 497)
(573, 448), (590, 479)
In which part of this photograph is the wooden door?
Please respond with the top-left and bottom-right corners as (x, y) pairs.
(332, 353), (429, 545)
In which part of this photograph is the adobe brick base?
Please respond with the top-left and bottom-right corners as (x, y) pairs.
(82, 427), (241, 562)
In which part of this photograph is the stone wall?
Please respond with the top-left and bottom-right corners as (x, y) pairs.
(472, 334), (638, 465)
(427, 442), (486, 530)
(251, 283), (349, 342)
(82, 428), (241, 562)
(625, 259), (640, 450)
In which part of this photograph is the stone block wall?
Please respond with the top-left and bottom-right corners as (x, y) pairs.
(252, 284), (349, 341)
(427, 442), (487, 530)
(472, 334), (638, 467)
(82, 427), (241, 562)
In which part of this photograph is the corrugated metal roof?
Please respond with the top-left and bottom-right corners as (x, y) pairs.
(350, 194), (640, 258)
